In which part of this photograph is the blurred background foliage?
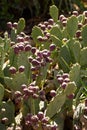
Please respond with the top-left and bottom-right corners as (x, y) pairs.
(0, 0), (87, 33)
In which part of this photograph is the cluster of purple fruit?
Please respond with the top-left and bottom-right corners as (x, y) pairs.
(12, 40), (36, 55)
(57, 73), (74, 99)
(7, 21), (18, 29)
(25, 111), (58, 130)
(28, 49), (53, 80)
(57, 73), (70, 89)
(13, 82), (46, 105)
(37, 18), (54, 43)
(9, 65), (25, 74)
(59, 11), (87, 39)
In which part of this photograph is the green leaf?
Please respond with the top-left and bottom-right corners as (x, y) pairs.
(80, 47), (87, 66)
(31, 26), (43, 43)
(64, 82), (77, 95)
(0, 83), (4, 104)
(49, 5), (58, 22)
(69, 63), (80, 85)
(66, 15), (78, 38)
(82, 24), (87, 47)
(17, 18), (25, 34)
(46, 94), (66, 118)
(50, 26), (63, 40)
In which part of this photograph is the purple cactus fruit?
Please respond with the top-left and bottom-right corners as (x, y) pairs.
(29, 86), (39, 93)
(31, 47), (36, 54)
(64, 78), (70, 83)
(32, 93), (39, 99)
(37, 111), (44, 120)
(7, 22), (12, 29)
(48, 18), (54, 25)
(47, 24), (52, 30)
(18, 65), (25, 73)
(42, 117), (49, 124)
(17, 36), (24, 42)
(62, 21), (67, 27)
(13, 22), (18, 28)
(49, 44), (56, 51)
(44, 21), (49, 26)
(72, 11), (78, 16)
(45, 32), (50, 39)
(40, 24), (46, 31)
(1, 117), (8, 124)
(57, 77), (63, 84)
(31, 59), (40, 66)
(21, 84), (27, 90)
(28, 56), (33, 62)
(83, 11), (87, 17)
(24, 35), (30, 41)
(59, 15), (65, 21)
(51, 125), (57, 130)
(24, 44), (31, 51)
(62, 73), (69, 79)
(67, 93), (74, 99)
(31, 115), (39, 123)
(13, 45), (19, 54)
(18, 43), (24, 51)
(76, 30), (81, 38)
(78, 23), (82, 29)
(56, 74), (61, 78)
(9, 66), (17, 74)
(14, 91), (22, 97)
(61, 82), (67, 89)
(37, 36), (43, 42)
(50, 90), (57, 97)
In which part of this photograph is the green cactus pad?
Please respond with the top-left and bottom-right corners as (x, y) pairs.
(69, 63), (80, 85)
(46, 94), (66, 118)
(82, 24), (87, 47)
(31, 26), (43, 44)
(50, 26), (63, 40)
(64, 82), (77, 95)
(49, 5), (58, 22)
(12, 73), (28, 91)
(50, 35), (62, 47)
(17, 18), (25, 34)
(66, 15), (78, 38)
(80, 47), (87, 67)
